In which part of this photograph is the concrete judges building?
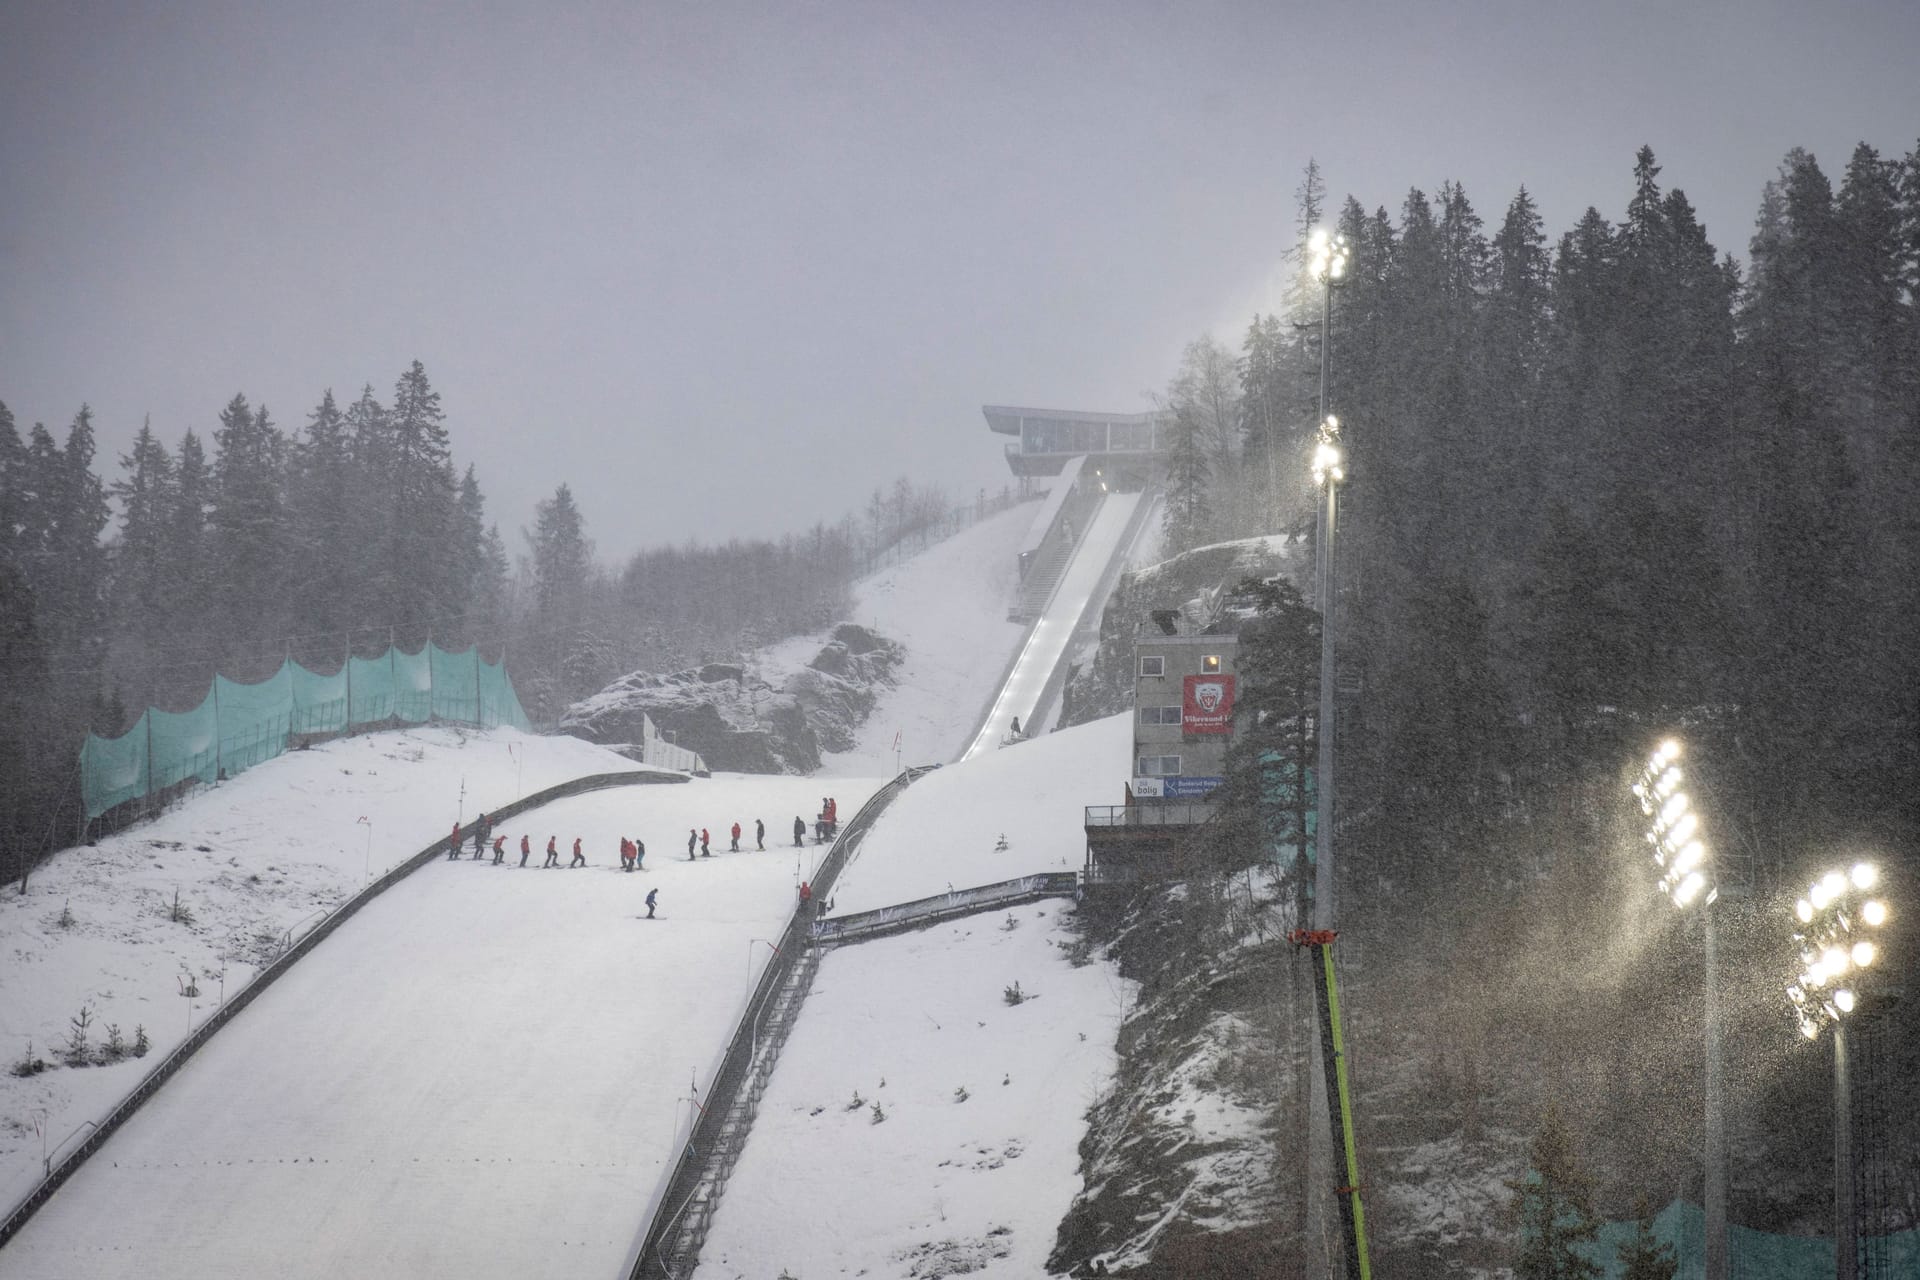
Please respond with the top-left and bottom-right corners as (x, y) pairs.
(983, 404), (1169, 490)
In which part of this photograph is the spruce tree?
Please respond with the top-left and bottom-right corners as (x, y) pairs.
(1506, 1104), (1602, 1280)
(1615, 1197), (1677, 1280)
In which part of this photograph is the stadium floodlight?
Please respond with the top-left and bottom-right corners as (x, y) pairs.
(1309, 228), (1350, 284)
(1311, 416), (1345, 487)
(1787, 859), (1892, 1280)
(1627, 735), (1728, 1280)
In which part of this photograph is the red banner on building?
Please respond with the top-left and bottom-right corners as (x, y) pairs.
(1182, 674), (1235, 734)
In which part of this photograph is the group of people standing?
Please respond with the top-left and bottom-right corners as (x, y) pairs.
(686, 817), (768, 859)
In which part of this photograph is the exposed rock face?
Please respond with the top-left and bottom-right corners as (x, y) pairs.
(561, 624), (904, 774)
(1060, 536), (1300, 729)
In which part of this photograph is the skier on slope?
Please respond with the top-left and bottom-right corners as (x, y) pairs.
(755, 818), (765, 850)
(620, 837), (634, 872)
(570, 837), (586, 868)
(730, 821), (741, 852)
(543, 836), (559, 868)
(447, 822), (462, 860)
(645, 888), (658, 919)
(492, 834), (506, 865)
(634, 838), (646, 870)
(700, 828), (711, 858)
(519, 833), (531, 867)
(472, 813), (489, 856)
(687, 828), (697, 861)
(793, 816), (805, 847)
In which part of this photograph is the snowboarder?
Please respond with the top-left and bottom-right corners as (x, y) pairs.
(645, 888), (658, 919)
(634, 838), (646, 870)
(730, 821), (741, 852)
(492, 835), (506, 865)
(570, 837), (586, 868)
(447, 822), (462, 860)
(700, 828), (711, 858)
(543, 836), (559, 868)
(520, 834), (531, 867)
(687, 828), (697, 861)
(793, 816), (805, 847)
(755, 818), (765, 850)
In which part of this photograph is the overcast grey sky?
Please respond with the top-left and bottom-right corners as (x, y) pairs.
(4, 1), (1917, 561)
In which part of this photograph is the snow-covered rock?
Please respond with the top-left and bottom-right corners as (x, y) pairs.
(561, 623), (905, 773)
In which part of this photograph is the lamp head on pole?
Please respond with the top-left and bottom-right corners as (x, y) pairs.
(1309, 228), (1350, 284)
(1787, 860), (1890, 1039)
(1630, 737), (1715, 908)
(1311, 415), (1345, 487)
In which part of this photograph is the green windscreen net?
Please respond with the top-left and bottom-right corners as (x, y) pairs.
(1573, 1198), (1917, 1279)
(82, 644), (531, 818)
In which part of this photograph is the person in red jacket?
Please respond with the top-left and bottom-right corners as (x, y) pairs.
(700, 828), (711, 858)
(730, 821), (741, 852)
(519, 834), (532, 868)
(447, 821), (462, 860)
(492, 834), (506, 865)
(543, 836), (559, 868)
(619, 837), (634, 872)
(570, 836), (586, 868)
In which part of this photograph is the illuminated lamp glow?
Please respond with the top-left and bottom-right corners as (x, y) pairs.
(1862, 899), (1888, 927)
(1658, 793), (1689, 829)
(1811, 881), (1833, 910)
(1834, 989), (1856, 1014)
(1851, 863), (1878, 891)
(1822, 871), (1847, 900)
(1795, 899), (1813, 923)
(1800, 1017), (1821, 1040)
(1672, 841), (1706, 874)
(1822, 946), (1849, 976)
(1674, 872), (1707, 907)
(1851, 941), (1876, 968)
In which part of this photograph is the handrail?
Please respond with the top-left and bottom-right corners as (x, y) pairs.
(626, 765), (936, 1280)
(812, 872), (1081, 945)
(0, 766), (690, 1251)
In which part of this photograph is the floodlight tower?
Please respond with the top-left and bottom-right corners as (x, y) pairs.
(1307, 226), (1348, 932)
(1786, 862), (1892, 1280)
(1629, 738), (1727, 1280)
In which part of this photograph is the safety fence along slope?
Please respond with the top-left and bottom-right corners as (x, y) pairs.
(0, 767), (687, 1252)
(627, 764), (939, 1280)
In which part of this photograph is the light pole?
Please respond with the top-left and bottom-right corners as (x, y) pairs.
(1307, 226), (1347, 933)
(1786, 862), (1890, 1280)
(1629, 738), (1726, 1280)
(1302, 227), (1349, 1280)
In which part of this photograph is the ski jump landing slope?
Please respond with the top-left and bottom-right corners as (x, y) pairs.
(960, 491), (1140, 763)
(2, 774), (881, 1280)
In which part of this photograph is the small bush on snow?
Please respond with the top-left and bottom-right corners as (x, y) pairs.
(1003, 981), (1026, 1005)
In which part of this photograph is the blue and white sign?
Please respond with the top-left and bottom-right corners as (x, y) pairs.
(1132, 775), (1222, 799)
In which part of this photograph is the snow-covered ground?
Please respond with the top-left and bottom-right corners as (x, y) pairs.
(805, 500), (1033, 775)
(5, 498), (1150, 1279)
(3, 767), (882, 1278)
(0, 724), (641, 1212)
(694, 713), (1136, 1279)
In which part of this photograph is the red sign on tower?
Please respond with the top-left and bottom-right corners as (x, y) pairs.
(1182, 674), (1235, 734)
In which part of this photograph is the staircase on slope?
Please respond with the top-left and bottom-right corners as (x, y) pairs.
(657, 944), (821, 1274)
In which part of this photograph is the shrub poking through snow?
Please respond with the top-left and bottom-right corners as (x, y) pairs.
(102, 1023), (126, 1062)
(845, 1090), (865, 1111)
(11, 1040), (46, 1077)
(133, 1025), (150, 1057)
(167, 888), (193, 925)
(1001, 913), (1019, 932)
(57, 899), (75, 929)
(869, 1101), (887, 1124)
(953, 1085), (970, 1103)
(1003, 980), (1026, 1006)
(65, 1003), (94, 1065)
